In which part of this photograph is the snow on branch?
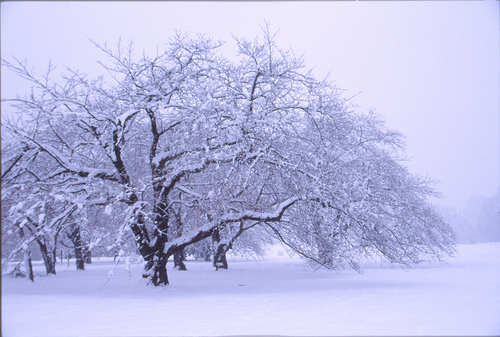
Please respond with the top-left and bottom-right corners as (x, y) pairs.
(14, 133), (124, 184)
(151, 139), (240, 168)
(158, 148), (262, 196)
(221, 196), (299, 223)
(165, 196), (299, 256)
(6, 203), (79, 260)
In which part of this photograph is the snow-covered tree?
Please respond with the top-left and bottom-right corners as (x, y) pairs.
(1, 133), (85, 276)
(1, 29), (455, 286)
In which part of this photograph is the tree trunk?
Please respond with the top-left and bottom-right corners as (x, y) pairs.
(213, 243), (229, 270)
(171, 206), (187, 270)
(151, 252), (169, 286)
(149, 200), (170, 285)
(211, 222), (250, 270)
(74, 246), (85, 270)
(130, 204), (170, 286)
(204, 250), (212, 262)
(84, 246), (92, 264)
(37, 239), (56, 275)
(24, 249), (35, 282)
(212, 228), (229, 270)
(18, 227), (34, 282)
(68, 225), (85, 270)
(142, 245), (169, 286)
(173, 249), (187, 270)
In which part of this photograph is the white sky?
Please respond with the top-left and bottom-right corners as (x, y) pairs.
(1, 1), (499, 211)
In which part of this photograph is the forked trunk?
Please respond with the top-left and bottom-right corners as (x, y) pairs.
(151, 253), (169, 286)
(138, 214), (170, 285)
(143, 250), (170, 286)
(128, 205), (170, 286)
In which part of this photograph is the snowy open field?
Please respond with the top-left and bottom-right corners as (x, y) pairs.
(2, 243), (500, 337)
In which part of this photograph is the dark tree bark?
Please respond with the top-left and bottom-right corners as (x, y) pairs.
(129, 203), (170, 286)
(213, 242), (229, 270)
(83, 247), (92, 264)
(212, 221), (257, 270)
(25, 217), (57, 275)
(145, 249), (169, 286)
(150, 201), (171, 284)
(204, 249), (212, 262)
(67, 225), (85, 270)
(18, 227), (34, 282)
(173, 249), (187, 271)
(212, 228), (228, 270)
(37, 238), (56, 275)
(171, 206), (187, 271)
(25, 250), (35, 282)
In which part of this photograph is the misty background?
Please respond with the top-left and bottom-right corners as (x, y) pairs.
(1, 1), (499, 243)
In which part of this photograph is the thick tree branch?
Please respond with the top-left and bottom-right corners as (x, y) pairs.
(165, 196), (299, 256)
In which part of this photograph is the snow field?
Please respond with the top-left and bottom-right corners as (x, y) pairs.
(2, 243), (500, 336)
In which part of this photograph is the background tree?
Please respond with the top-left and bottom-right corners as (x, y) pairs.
(440, 190), (500, 244)
(1, 134), (83, 276)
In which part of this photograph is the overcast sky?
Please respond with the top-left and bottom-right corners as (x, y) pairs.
(1, 1), (499, 211)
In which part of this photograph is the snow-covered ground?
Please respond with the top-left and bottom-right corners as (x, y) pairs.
(2, 243), (500, 336)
